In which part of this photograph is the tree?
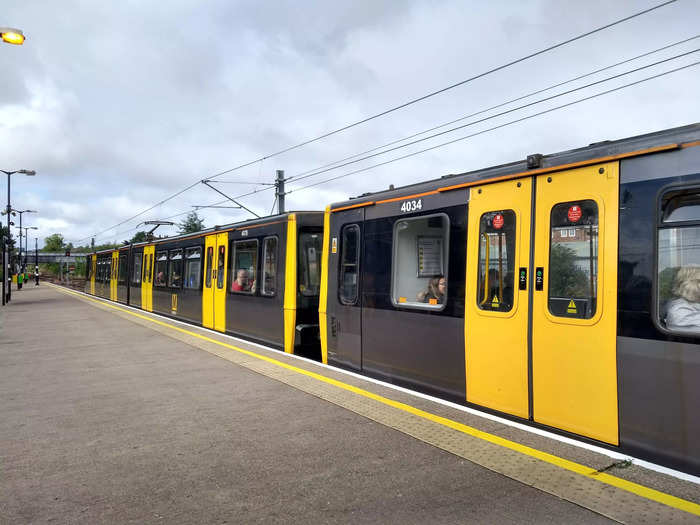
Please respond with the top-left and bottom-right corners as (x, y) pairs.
(43, 233), (65, 252)
(178, 211), (205, 234)
(129, 231), (148, 243)
(549, 244), (591, 297)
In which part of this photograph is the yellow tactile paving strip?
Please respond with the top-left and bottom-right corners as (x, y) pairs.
(48, 284), (700, 524)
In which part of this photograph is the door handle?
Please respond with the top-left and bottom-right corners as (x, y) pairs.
(535, 267), (544, 291)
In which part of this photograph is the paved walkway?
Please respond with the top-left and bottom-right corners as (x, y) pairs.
(1, 285), (698, 524)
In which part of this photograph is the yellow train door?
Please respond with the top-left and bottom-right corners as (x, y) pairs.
(142, 245), (154, 311)
(111, 251), (119, 301)
(202, 232), (228, 332)
(465, 178), (532, 418)
(90, 255), (96, 295)
(532, 162), (619, 444)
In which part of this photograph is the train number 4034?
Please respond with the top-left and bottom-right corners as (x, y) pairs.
(400, 199), (422, 213)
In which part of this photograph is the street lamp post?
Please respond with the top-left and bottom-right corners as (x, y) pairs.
(1, 169), (36, 303)
(10, 210), (36, 290)
(18, 225), (38, 280)
(35, 237), (39, 286)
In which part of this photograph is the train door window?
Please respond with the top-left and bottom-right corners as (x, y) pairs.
(391, 214), (449, 309)
(144, 253), (152, 283)
(217, 245), (226, 289)
(86, 259), (91, 280)
(118, 255), (127, 284)
(231, 240), (258, 294)
(548, 200), (598, 319)
(168, 249), (183, 288)
(205, 246), (213, 288)
(184, 247), (202, 289)
(299, 231), (322, 296)
(339, 224), (360, 305)
(261, 236), (278, 296)
(132, 253), (142, 285)
(477, 210), (516, 312)
(657, 187), (700, 335)
(154, 251), (168, 287)
(107, 259), (112, 281)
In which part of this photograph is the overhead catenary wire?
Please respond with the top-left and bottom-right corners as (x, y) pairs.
(73, 0), (677, 244)
(287, 61), (700, 195)
(287, 34), (700, 184)
(84, 51), (698, 245)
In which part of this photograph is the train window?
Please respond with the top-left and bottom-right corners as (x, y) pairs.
(154, 251), (168, 287)
(86, 259), (91, 280)
(299, 232), (322, 296)
(657, 188), (700, 335)
(391, 214), (449, 310)
(339, 224), (360, 305)
(261, 237), (277, 296)
(205, 246), (213, 288)
(106, 259), (112, 282)
(477, 210), (515, 312)
(217, 245), (226, 289)
(231, 240), (258, 294)
(144, 253), (152, 283)
(184, 248), (202, 289)
(168, 249), (183, 288)
(118, 255), (127, 285)
(132, 253), (142, 285)
(548, 200), (598, 319)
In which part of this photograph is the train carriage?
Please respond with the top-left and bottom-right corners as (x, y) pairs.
(85, 212), (323, 357)
(319, 123), (700, 475)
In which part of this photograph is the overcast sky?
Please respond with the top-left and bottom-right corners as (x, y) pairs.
(1, 0), (698, 247)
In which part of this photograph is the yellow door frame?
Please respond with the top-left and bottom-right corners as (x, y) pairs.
(142, 245), (154, 311)
(465, 179), (531, 418)
(532, 162), (619, 444)
(283, 214), (297, 354)
(213, 232), (228, 333)
(111, 251), (119, 301)
(90, 255), (96, 295)
(202, 235), (216, 329)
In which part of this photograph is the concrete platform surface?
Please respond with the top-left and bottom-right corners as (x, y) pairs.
(0, 285), (697, 524)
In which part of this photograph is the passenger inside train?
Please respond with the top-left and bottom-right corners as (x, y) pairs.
(417, 275), (446, 304)
(665, 266), (700, 332)
(232, 269), (255, 293)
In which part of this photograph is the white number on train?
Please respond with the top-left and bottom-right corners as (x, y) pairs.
(400, 199), (423, 213)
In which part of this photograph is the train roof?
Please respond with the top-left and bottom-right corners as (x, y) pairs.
(330, 122), (700, 211)
(90, 210), (323, 255)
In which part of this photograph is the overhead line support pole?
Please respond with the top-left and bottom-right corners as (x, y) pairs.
(276, 170), (285, 214)
(201, 180), (260, 218)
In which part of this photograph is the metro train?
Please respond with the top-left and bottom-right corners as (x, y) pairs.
(85, 123), (700, 476)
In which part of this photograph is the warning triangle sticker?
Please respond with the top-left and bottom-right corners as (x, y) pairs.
(567, 300), (577, 314)
(491, 295), (500, 307)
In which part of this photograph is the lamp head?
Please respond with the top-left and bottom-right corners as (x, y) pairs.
(0, 28), (25, 45)
(19, 170), (36, 176)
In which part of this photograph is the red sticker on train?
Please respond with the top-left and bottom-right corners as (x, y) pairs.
(568, 205), (582, 222)
(493, 214), (504, 229)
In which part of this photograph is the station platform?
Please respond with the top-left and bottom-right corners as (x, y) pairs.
(1, 284), (699, 524)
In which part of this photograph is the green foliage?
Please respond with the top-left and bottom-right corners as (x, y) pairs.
(549, 244), (591, 297)
(658, 266), (679, 301)
(129, 231), (148, 243)
(43, 233), (65, 252)
(178, 211), (205, 234)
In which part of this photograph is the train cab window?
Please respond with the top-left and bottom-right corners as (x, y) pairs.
(299, 232), (322, 296)
(477, 210), (515, 312)
(132, 253), (142, 285)
(231, 240), (258, 294)
(154, 251), (168, 287)
(168, 249), (183, 288)
(657, 188), (700, 335)
(118, 255), (127, 284)
(548, 201), (598, 319)
(391, 214), (449, 310)
(261, 237), (278, 296)
(339, 224), (360, 305)
(184, 248), (202, 289)
(205, 246), (213, 288)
